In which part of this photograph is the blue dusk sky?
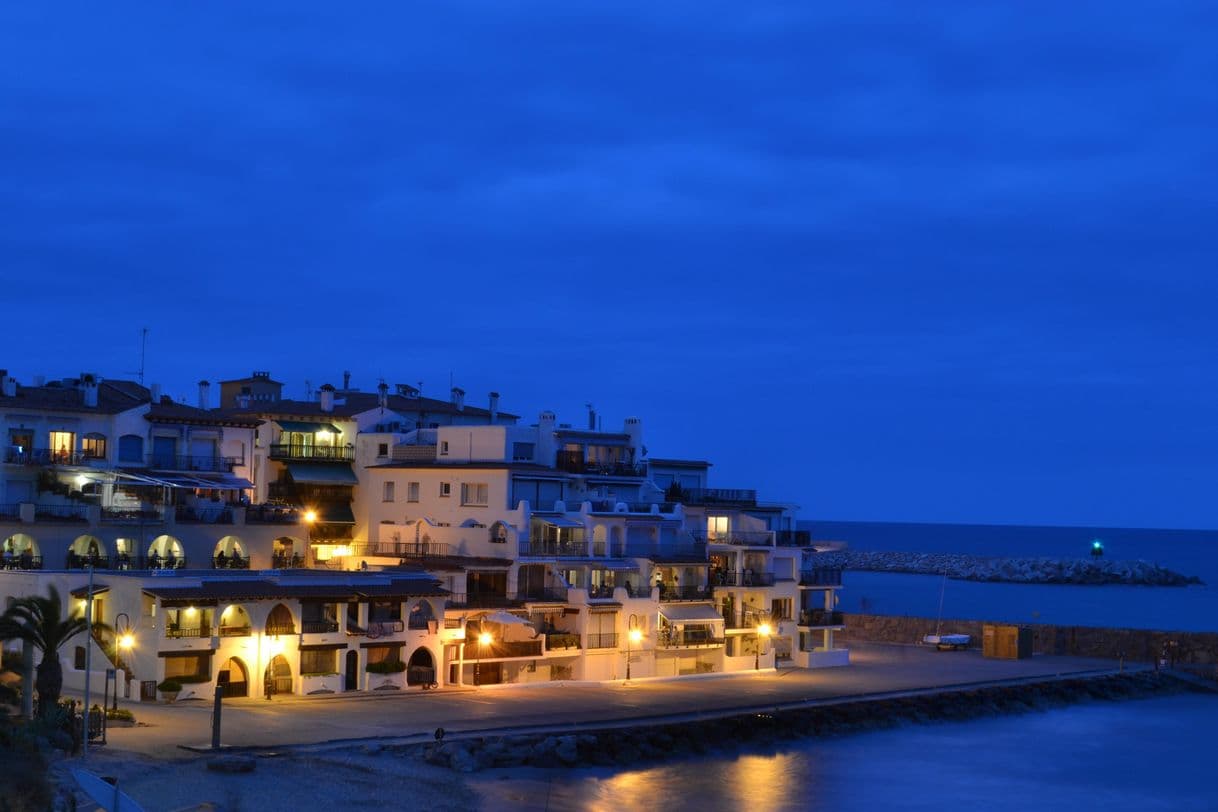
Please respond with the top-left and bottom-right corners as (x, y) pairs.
(2, 3), (1215, 529)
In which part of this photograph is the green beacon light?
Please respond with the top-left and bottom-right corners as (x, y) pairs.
(1091, 539), (1104, 558)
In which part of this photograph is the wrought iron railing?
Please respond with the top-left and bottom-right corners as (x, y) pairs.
(218, 625), (252, 637)
(656, 628), (724, 648)
(101, 507), (164, 523)
(658, 585), (712, 601)
(546, 633), (581, 650)
(302, 620), (340, 634)
(165, 625), (211, 639)
(245, 504), (301, 524)
(0, 503), (20, 520)
(679, 488), (757, 506)
(265, 622), (297, 636)
(774, 530), (813, 547)
(586, 632), (618, 649)
(268, 444), (355, 462)
(0, 555), (43, 570)
(175, 505), (234, 524)
(34, 503), (89, 522)
(212, 555), (250, 569)
(702, 531), (775, 547)
(352, 541), (450, 558)
(149, 454), (241, 472)
(66, 554), (112, 570)
(713, 571), (776, 587)
(799, 567), (843, 586)
(799, 609), (844, 627)
(554, 451), (644, 477)
(476, 640), (544, 658)
(518, 540), (588, 557)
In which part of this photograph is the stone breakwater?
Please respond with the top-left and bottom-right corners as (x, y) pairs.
(391, 672), (1187, 773)
(815, 550), (1202, 586)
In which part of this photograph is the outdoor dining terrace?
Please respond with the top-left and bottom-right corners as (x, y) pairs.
(656, 627), (724, 648)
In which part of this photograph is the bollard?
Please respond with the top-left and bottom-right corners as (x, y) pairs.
(212, 685), (223, 750)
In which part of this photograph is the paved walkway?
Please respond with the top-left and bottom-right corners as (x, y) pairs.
(89, 644), (1127, 757)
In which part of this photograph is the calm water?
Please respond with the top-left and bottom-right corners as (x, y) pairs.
(805, 520), (1218, 631)
(471, 694), (1218, 811)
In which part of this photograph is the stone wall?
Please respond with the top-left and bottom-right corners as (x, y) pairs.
(840, 613), (1218, 665)
(814, 551), (1200, 585)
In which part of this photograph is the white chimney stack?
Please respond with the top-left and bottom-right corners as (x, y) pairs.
(451, 387), (465, 412)
(0, 370), (15, 398)
(319, 383), (335, 413)
(150, 383), (161, 403)
(538, 410), (557, 467)
(625, 416), (644, 460)
(488, 391), (500, 424)
(81, 373), (99, 408)
(378, 381), (389, 410)
(198, 380), (210, 410)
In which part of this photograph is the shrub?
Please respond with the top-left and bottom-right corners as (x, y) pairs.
(157, 679), (182, 693)
(365, 660), (406, 674)
(175, 674), (212, 684)
(106, 708), (135, 722)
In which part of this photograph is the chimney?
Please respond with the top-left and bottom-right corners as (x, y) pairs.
(378, 381), (389, 410)
(150, 383), (161, 403)
(451, 387), (465, 412)
(343, 370), (351, 391)
(0, 370), (15, 398)
(625, 416), (643, 460)
(538, 410), (558, 466)
(587, 403), (596, 431)
(488, 391), (500, 423)
(198, 380), (210, 410)
(395, 383), (419, 399)
(319, 383), (336, 413)
(81, 373), (99, 408)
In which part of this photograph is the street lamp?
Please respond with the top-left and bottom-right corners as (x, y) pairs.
(755, 621), (772, 671)
(113, 612), (133, 710)
(476, 630), (492, 686)
(626, 615), (643, 682)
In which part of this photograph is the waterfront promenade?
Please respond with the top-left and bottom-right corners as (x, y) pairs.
(92, 643), (1126, 757)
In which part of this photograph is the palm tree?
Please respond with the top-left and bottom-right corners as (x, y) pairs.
(0, 585), (109, 718)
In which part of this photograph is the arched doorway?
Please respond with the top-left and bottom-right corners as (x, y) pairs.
(265, 603), (295, 635)
(265, 654), (292, 696)
(147, 535), (184, 569)
(407, 600), (436, 631)
(69, 535), (107, 569)
(218, 656), (249, 698)
(1, 534), (40, 569)
(344, 650), (358, 692)
(218, 604), (252, 636)
(272, 537), (301, 569)
(213, 536), (247, 568)
(406, 647), (437, 687)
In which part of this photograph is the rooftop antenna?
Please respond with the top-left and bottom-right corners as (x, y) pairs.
(125, 327), (149, 384)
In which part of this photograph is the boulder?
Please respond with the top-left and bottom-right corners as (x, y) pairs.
(206, 755), (256, 774)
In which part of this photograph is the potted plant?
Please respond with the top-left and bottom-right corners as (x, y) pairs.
(157, 679), (182, 703)
(365, 659), (406, 690)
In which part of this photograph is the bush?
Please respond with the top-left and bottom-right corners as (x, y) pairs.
(365, 660), (406, 674)
(106, 708), (135, 722)
(0, 723), (53, 811)
(157, 679), (182, 693)
(175, 674), (212, 684)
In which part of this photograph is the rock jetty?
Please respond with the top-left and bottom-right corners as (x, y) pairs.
(814, 551), (1201, 586)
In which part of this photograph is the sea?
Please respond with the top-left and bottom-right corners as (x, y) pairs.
(473, 521), (1218, 811)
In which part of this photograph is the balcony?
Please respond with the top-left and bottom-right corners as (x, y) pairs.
(149, 454), (241, 473)
(656, 628), (724, 648)
(586, 632), (618, 649)
(545, 633), (581, 651)
(302, 620), (340, 634)
(680, 488), (757, 507)
(245, 504), (302, 524)
(799, 609), (844, 627)
(519, 540), (588, 558)
(624, 541), (707, 560)
(366, 620), (405, 635)
(704, 531), (775, 547)
(218, 624), (252, 638)
(800, 567), (843, 587)
(725, 609), (773, 630)
(446, 593), (520, 609)
(477, 640), (545, 658)
(34, 503), (89, 523)
(713, 571), (776, 588)
(269, 444), (355, 462)
(519, 587), (569, 604)
(775, 530), (813, 547)
(175, 505), (234, 524)
(658, 585), (712, 602)
(0, 555), (43, 570)
(4, 449), (96, 466)
(265, 622), (297, 636)
(101, 507), (165, 524)
(140, 555), (187, 570)
(352, 541), (450, 559)
(0, 503), (18, 521)
(555, 451), (644, 477)
(66, 554), (113, 570)
(166, 625), (211, 639)
(211, 555), (251, 570)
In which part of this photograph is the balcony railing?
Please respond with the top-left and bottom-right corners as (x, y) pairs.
(265, 622), (297, 636)
(66, 554), (112, 570)
(446, 593), (520, 609)
(546, 633), (581, 651)
(245, 504), (302, 524)
(0, 555), (43, 570)
(519, 541), (588, 558)
(799, 609), (844, 627)
(623, 541), (707, 560)
(148, 454), (241, 472)
(658, 585), (712, 602)
(586, 632), (619, 649)
(476, 640), (545, 658)
(352, 541), (451, 559)
(0, 503), (20, 520)
(4, 449), (95, 466)
(34, 503), (89, 522)
(101, 507), (164, 524)
(519, 587), (569, 603)
(367, 619), (405, 635)
(271, 553), (305, 569)
(725, 609), (773, 630)
(703, 531), (775, 547)
(657, 628), (724, 648)
(679, 488), (757, 507)
(140, 555), (187, 570)
(269, 444), (355, 462)
(302, 620), (340, 634)
(175, 505), (234, 524)
(554, 451), (644, 477)
(800, 567), (843, 587)
(218, 624), (252, 637)
(166, 625), (211, 639)
(775, 530), (813, 547)
(212, 555), (250, 569)
(713, 571), (776, 588)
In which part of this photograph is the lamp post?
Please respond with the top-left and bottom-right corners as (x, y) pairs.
(755, 621), (772, 671)
(476, 630), (492, 686)
(626, 615), (643, 682)
(112, 612), (133, 710)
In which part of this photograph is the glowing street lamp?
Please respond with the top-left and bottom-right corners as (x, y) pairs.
(112, 612), (133, 711)
(626, 615), (643, 682)
(755, 621), (772, 671)
(476, 630), (492, 686)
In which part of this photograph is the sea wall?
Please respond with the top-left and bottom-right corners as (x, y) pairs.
(840, 613), (1218, 665)
(816, 551), (1201, 586)
(398, 672), (1186, 772)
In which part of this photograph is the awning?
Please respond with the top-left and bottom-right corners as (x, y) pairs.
(299, 643), (349, 652)
(277, 420), (341, 435)
(286, 462), (358, 485)
(536, 516), (584, 529)
(359, 641), (405, 650)
(659, 604), (724, 623)
(193, 474), (254, 490)
(70, 585), (109, 598)
(158, 649), (215, 658)
(316, 503), (355, 524)
(588, 603), (622, 612)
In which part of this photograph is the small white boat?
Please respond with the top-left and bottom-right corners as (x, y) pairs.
(923, 633), (971, 651)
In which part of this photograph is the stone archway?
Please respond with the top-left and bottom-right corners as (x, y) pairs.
(407, 600), (436, 631)
(69, 534), (107, 568)
(147, 535), (184, 568)
(265, 654), (292, 696)
(213, 536), (247, 568)
(406, 647), (436, 687)
(265, 603), (295, 635)
(2, 533), (40, 569)
(218, 656), (249, 698)
(272, 537), (303, 569)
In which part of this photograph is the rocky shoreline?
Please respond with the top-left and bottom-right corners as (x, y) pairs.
(814, 550), (1202, 586)
(397, 672), (1190, 773)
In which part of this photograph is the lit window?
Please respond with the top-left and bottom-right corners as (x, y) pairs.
(382, 481), (395, 502)
(439, 482), (451, 498)
(407, 482), (420, 502)
(81, 434), (107, 459)
(460, 483), (488, 507)
(48, 431), (75, 462)
(707, 516), (729, 539)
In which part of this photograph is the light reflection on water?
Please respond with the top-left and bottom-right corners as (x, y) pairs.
(471, 694), (1218, 811)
